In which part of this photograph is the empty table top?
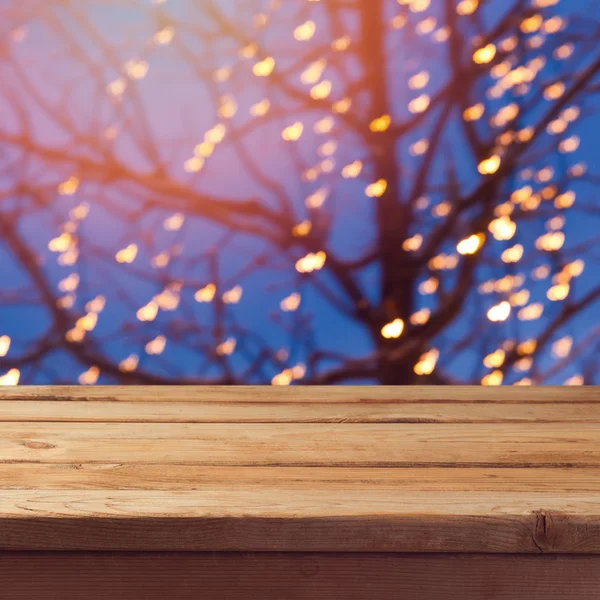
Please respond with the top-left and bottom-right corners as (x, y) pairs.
(0, 386), (599, 553)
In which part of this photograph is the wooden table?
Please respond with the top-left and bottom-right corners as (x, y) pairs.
(1, 386), (599, 599)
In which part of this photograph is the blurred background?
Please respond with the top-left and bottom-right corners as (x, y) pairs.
(0, 0), (598, 386)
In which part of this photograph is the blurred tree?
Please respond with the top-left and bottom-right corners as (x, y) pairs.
(0, 0), (599, 385)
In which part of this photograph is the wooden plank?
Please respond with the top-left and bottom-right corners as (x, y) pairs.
(0, 387), (597, 555)
(2, 465), (600, 552)
(2, 464), (600, 491)
(1, 488), (600, 552)
(2, 552), (600, 600)
(1, 385), (597, 403)
(1, 422), (599, 466)
(2, 399), (599, 422)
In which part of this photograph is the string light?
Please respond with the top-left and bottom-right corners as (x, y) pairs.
(0, 0), (593, 390)
(381, 318), (404, 339)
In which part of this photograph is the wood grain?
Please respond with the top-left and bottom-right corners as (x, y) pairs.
(2, 552), (600, 600)
(1, 399), (599, 422)
(1, 488), (600, 552)
(2, 464), (600, 491)
(1, 385), (597, 403)
(1, 386), (599, 554)
(1, 421), (599, 466)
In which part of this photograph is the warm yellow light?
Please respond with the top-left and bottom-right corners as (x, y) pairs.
(342, 161), (362, 179)
(217, 338), (236, 356)
(544, 82), (565, 100)
(488, 216), (516, 241)
(76, 313), (98, 332)
(518, 303), (544, 321)
(414, 348), (439, 375)
(58, 176), (80, 196)
(390, 14), (407, 29)
(473, 44), (496, 64)
(478, 155), (501, 175)
(331, 36), (351, 51)
(535, 231), (565, 252)
(119, 355), (139, 373)
(554, 43), (573, 60)
(280, 293), (301, 312)
(566, 259), (584, 277)
(223, 285), (243, 304)
(559, 136), (580, 153)
(272, 370), (293, 386)
(311, 80), (332, 100)
(482, 370), (503, 386)
(543, 16), (564, 33)
(433, 201), (451, 217)
(552, 336), (572, 358)
(155, 285), (181, 311)
(294, 20), (316, 41)
(184, 157), (204, 173)
(124, 59), (149, 80)
(292, 221), (312, 237)
(213, 66), (232, 82)
(79, 366), (100, 385)
(305, 188), (328, 209)
(253, 56), (275, 77)
(239, 43), (258, 59)
(250, 99), (271, 117)
(419, 277), (438, 294)
(116, 244), (138, 264)
(381, 318), (404, 339)
(107, 78), (127, 98)
(136, 301), (159, 322)
(369, 114), (392, 132)
(403, 234), (423, 252)
(48, 233), (74, 253)
(410, 308), (430, 326)
(164, 213), (185, 231)
(301, 59), (327, 84)
(296, 251), (326, 273)
(409, 71), (429, 90)
(153, 26), (174, 45)
(487, 301), (511, 322)
(365, 179), (388, 198)
(193, 284), (215, 304)
(0, 336), (11, 358)
(408, 94), (430, 113)
(457, 233), (485, 255)
(314, 116), (334, 134)
(0, 368), (20, 386)
(463, 103), (484, 121)
(547, 283), (570, 301)
(484, 349), (505, 369)
(146, 335), (167, 355)
(517, 339), (537, 355)
(410, 0), (431, 13)
(457, 0), (479, 15)
(501, 244), (523, 263)
(520, 14), (542, 33)
(58, 273), (80, 293)
(332, 97), (352, 114)
(410, 139), (429, 155)
(282, 122), (304, 141)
